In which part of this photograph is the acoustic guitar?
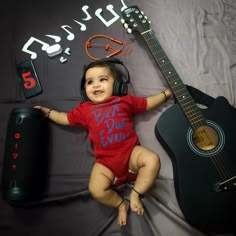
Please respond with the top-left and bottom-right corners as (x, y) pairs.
(121, 6), (236, 234)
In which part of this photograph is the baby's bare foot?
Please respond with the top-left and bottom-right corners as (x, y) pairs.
(130, 188), (144, 215)
(117, 199), (130, 226)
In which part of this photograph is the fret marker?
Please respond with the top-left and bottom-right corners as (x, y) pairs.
(174, 82), (177, 85)
(162, 60), (165, 63)
(168, 71), (172, 74)
(182, 95), (185, 99)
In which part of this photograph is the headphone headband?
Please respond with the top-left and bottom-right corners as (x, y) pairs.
(80, 58), (130, 101)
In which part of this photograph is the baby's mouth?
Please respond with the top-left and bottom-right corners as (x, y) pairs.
(94, 90), (103, 95)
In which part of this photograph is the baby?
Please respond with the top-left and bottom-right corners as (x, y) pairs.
(35, 58), (172, 226)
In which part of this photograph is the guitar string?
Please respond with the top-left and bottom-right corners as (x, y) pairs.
(145, 31), (235, 187)
(210, 154), (235, 188)
(130, 10), (235, 185)
(147, 37), (234, 186)
(140, 28), (234, 186)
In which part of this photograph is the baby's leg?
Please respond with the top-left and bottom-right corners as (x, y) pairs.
(89, 163), (129, 226)
(129, 145), (160, 215)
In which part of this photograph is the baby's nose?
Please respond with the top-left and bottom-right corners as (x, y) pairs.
(93, 81), (101, 88)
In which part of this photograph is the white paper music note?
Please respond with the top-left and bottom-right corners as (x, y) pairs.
(22, 37), (50, 59)
(82, 5), (92, 20)
(120, 0), (128, 11)
(45, 35), (61, 43)
(73, 20), (86, 31)
(95, 4), (120, 27)
(61, 25), (75, 41)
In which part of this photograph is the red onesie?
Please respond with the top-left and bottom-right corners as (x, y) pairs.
(67, 95), (147, 186)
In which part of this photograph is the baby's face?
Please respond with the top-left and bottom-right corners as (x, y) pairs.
(85, 66), (114, 103)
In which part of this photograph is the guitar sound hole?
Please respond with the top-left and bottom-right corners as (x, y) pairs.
(193, 126), (219, 151)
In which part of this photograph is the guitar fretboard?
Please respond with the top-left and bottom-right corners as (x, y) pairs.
(142, 29), (205, 128)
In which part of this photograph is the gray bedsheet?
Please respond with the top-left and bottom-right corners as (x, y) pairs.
(0, 0), (235, 235)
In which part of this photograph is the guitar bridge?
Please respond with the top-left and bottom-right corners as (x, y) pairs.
(214, 176), (236, 192)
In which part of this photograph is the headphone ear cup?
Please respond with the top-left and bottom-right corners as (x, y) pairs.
(121, 82), (128, 96)
(113, 78), (122, 96)
(80, 76), (90, 102)
(113, 76), (129, 97)
(81, 88), (89, 102)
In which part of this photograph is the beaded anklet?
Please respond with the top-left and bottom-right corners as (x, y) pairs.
(132, 187), (144, 198)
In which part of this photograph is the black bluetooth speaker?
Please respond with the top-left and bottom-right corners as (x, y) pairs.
(2, 107), (49, 203)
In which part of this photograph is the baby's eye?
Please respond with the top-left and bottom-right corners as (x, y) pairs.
(86, 80), (93, 85)
(100, 77), (108, 82)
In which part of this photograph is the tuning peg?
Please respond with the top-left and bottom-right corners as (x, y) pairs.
(120, 18), (132, 33)
(127, 28), (132, 34)
(124, 23), (129, 29)
(121, 19), (125, 24)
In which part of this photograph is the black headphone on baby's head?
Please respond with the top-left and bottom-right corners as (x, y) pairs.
(80, 58), (130, 102)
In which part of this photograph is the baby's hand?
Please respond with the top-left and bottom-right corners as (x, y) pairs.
(33, 106), (48, 117)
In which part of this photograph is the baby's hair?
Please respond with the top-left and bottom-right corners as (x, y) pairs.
(83, 60), (120, 81)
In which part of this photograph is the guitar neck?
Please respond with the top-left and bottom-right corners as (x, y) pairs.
(142, 29), (205, 127)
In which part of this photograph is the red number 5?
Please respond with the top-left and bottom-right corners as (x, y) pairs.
(22, 71), (36, 89)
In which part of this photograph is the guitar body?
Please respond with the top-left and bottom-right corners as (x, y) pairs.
(155, 96), (236, 233)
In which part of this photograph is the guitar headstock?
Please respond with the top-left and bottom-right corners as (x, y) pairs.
(121, 5), (151, 34)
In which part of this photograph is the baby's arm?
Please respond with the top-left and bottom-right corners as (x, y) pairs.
(34, 106), (70, 125)
(146, 88), (173, 111)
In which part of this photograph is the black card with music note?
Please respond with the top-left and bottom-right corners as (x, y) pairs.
(16, 60), (42, 98)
